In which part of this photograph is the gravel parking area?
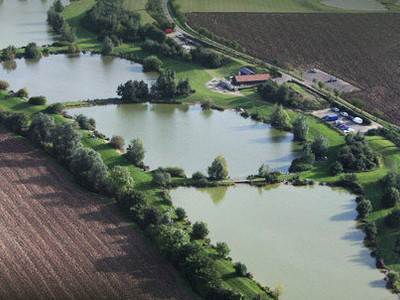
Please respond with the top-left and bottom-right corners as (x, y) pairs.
(313, 108), (381, 133)
(302, 69), (358, 94)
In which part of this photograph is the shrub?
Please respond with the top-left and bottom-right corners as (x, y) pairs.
(215, 242), (230, 258)
(293, 115), (309, 141)
(271, 104), (290, 129)
(125, 138), (146, 165)
(382, 187), (400, 208)
(0, 80), (10, 91)
(142, 55), (163, 72)
(16, 88), (29, 98)
(45, 103), (63, 114)
(110, 135), (125, 151)
(101, 36), (114, 55)
(2, 45), (17, 60)
(28, 113), (55, 146)
(152, 170), (171, 187)
(356, 199), (372, 218)
(201, 99), (214, 110)
(191, 221), (209, 239)
(311, 135), (329, 158)
(143, 207), (164, 227)
(109, 166), (134, 200)
(329, 161), (343, 176)
(265, 172), (280, 184)
(385, 209), (400, 228)
(175, 207), (187, 221)
(161, 167), (186, 178)
(28, 96), (47, 105)
(75, 114), (95, 130)
(233, 262), (247, 277)
(192, 171), (206, 180)
(24, 42), (41, 59)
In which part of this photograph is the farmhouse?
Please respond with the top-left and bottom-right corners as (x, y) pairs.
(232, 74), (270, 86)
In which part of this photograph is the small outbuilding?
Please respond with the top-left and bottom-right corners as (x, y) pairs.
(232, 74), (270, 86)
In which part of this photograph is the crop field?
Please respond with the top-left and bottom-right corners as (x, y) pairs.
(187, 13), (400, 125)
(176, 0), (399, 12)
(0, 130), (190, 299)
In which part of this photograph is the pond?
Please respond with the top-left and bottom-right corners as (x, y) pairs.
(0, 0), (69, 49)
(170, 185), (395, 300)
(321, 0), (387, 11)
(0, 53), (158, 103)
(68, 104), (300, 178)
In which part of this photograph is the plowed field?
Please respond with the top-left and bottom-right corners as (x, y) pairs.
(187, 13), (400, 125)
(0, 130), (191, 299)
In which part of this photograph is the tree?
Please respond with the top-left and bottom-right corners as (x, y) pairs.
(25, 42), (41, 59)
(0, 80), (10, 91)
(60, 24), (76, 43)
(233, 262), (247, 277)
(2, 45), (17, 61)
(110, 135), (125, 151)
(191, 221), (209, 239)
(176, 79), (191, 97)
(142, 55), (163, 72)
(311, 135), (329, 158)
(385, 209), (400, 228)
(382, 187), (400, 208)
(125, 138), (146, 165)
(153, 224), (190, 258)
(176, 207), (187, 221)
(75, 114), (95, 130)
(151, 69), (177, 99)
(293, 115), (309, 141)
(45, 103), (63, 114)
(215, 242), (230, 258)
(270, 104), (290, 129)
(69, 148), (109, 193)
(200, 99), (214, 110)
(109, 166), (134, 199)
(68, 43), (81, 54)
(29, 96), (47, 105)
(329, 161), (343, 176)
(50, 123), (82, 164)
(28, 113), (55, 146)
(356, 199), (372, 218)
(258, 163), (271, 177)
(117, 80), (149, 102)
(101, 36), (114, 55)
(208, 155), (228, 180)
(53, 0), (64, 13)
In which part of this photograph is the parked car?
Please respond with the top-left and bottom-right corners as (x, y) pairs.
(327, 78), (338, 83)
(340, 112), (349, 117)
(347, 115), (355, 120)
(344, 128), (355, 134)
(353, 117), (363, 124)
(165, 29), (173, 34)
(177, 33), (184, 38)
(334, 120), (344, 126)
(309, 68), (317, 73)
(338, 124), (347, 129)
(323, 115), (339, 121)
(340, 125), (350, 131)
(331, 107), (339, 112)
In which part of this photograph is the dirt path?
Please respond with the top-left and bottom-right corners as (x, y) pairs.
(0, 131), (192, 299)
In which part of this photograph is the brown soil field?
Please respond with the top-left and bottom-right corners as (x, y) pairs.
(187, 13), (400, 125)
(0, 130), (192, 299)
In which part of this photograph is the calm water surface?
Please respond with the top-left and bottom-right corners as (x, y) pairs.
(0, 54), (157, 103)
(0, 0), (69, 49)
(68, 104), (300, 177)
(170, 185), (395, 300)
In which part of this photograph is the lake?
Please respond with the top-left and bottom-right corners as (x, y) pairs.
(0, 0), (69, 49)
(68, 104), (300, 178)
(170, 185), (395, 300)
(0, 53), (158, 103)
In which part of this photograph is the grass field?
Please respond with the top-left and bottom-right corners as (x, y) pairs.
(124, 0), (155, 24)
(176, 0), (399, 12)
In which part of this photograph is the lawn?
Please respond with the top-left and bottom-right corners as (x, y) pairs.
(175, 0), (398, 13)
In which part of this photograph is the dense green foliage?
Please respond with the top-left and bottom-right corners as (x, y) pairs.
(101, 36), (114, 55)
(125, 138), (146, 165)
(356, 198), (372, 218)
(337, 132), (379, 172)
(190, 47), (227, 68)
(152, 169), (172, 187)
(215, 242), (230, 258)
(142, 55), (163, 72)
(2, 45), (17, 61)
(233, 262), (248, 277)
(0, 81), (10, 91)
(117, 80), (149, 102)
(110, 135), (125, 151)
(311, 135), (329, 158)
(29, 96), (47, 106)
(109, 166), (135, 200)
(28, 113), (55, 147)
(270, 104), (290, 129)
(208, 155), (228, 180)
(16, 88), (29, 98)
(24, 43), (41, 59)
(293, 115), (309, 142)
(191, 221), (209, 239)
(0, 110), (29, 135)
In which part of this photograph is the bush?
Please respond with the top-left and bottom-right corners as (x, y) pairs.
(159, 167), (186, 178)
(329, 161), (343, 176)
(109, 166), (134, 200)
(110, 135), (125, 151)
(201, 99), (214, 110)
(0, 80), (10, 91)
(311, 135), (329, 158)
(45, 103), (63, 114)
(143, 207), (164, 227)
(0, 111), (29, 135)
(101, 36), (114, 55)
(142, 55), (163, 72)
(2, 45), (17, 60)
(191, 221), (209, 239)
(215, 242), (230, 258)
(271, 104), (290, 129)
(24, 42), (41, 59)
(385, 209), (400, 228)
(175, 207), (187, 221)
(125, 138), (146, 165)
(28, 96), (47, 105)
(293, 115), (309, 142)
(75, 114), (95, 130)
(28, 113), (55, 146)
(192, 171), (206, 180)
(233, 262), (247, 277)
(382, 187), (400, 208)
(356, 199), (372, 218)
(16, 88), (29, 98)
(152, 170), (171, 187)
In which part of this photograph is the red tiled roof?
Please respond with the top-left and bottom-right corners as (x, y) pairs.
(233, 74), (270, 83)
